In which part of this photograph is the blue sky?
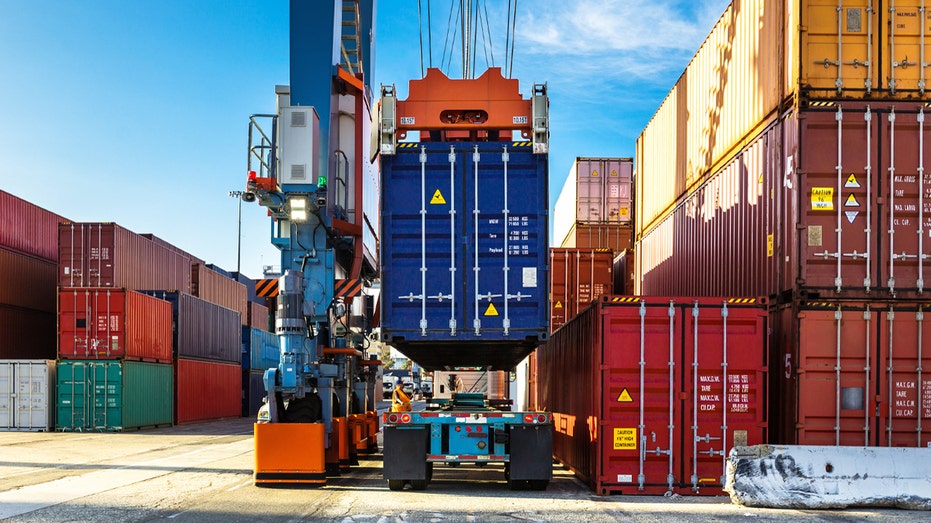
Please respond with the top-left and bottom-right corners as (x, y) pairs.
(0, 0), (729, 278)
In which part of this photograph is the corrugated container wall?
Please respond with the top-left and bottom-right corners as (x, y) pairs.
(0, 306), (56, 360)
(59, 223), (192, 292)
(552, 158), (633, 245)
(244, 326), (279, 371)
(637, 1), (931, 243)
(612, 250), (635, 295)
(191, 263), (249, 326)
(56, 360), (173, 431)
(249, 301), (270, 331)
(175, 358), (241, 424)
(0, 360), (55, 431)
(243, 369), (265, 418)
(379, 142), (549, 370)
(560, 223), (633, 253)
(0, 190), (67, 261)
(142, 291), (241, 363)
(549, 248), (613, 333)
(0, 249), (57, 313)
(537, 296), (768, 496)
(637, 101), (931, 301)
(58, 289), (173, 363)
(770, 300), (931, 447)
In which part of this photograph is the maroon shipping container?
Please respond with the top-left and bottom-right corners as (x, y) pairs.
(549, 248), (613, 333)
(141, 291), (241, 363)
(612, 249), (635, 296)
(191, 263), (249, 326)
(771, 299), (931, 448)
(249, 301), (270, 331)
(537, 296), (768, 496)
(58, 222), (193, 292)
(0, 305), (56, 359)
(175, 357), (242, 424)
(58, 288), (173, 363)
(0, 248), (57, 313)
(637, 101), (931, 301)
(0, 190), (67, 262)
(560, 223), (633, 253)
(139, 233), (205, 265)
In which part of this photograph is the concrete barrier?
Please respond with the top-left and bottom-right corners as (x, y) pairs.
(725, 445), (931, 510)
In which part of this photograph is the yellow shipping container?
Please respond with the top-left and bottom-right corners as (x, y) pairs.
(637, 0), (931, 238)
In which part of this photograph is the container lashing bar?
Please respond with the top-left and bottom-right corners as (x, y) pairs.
(864, 306), (872, 446)
(665, 301), (675, 491)
(448, 146), (458, 335)
(502, 145), (511, 336)
(834, 305), (843, 445)
(922, 1), (929, 94)
(864, 108), (873, 290)
(916, 308), (925, 446)
(919, 109), (928, 293)
(691, 302), (700, 490)
(720, 301), (729, 484)
(887, 307), (895, 446)
(637, 301), (647, 490)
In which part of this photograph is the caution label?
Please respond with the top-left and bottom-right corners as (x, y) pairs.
(811, 187), (834, 210)
(845, 174), (861, 188)
(617, 388), (633, 403)
(591, 169), (599, 177)
(484, 302), (499, 316)
(554, 301), (563, 309)
(767, 234), (774, 257)
(430, 189), (447, 205)
(610, 170), (617, 177)
(613, 428), (637, 450)
(845, 194), (860, 207)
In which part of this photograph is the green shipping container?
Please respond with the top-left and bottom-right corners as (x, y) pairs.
(56, 360), (173, 431)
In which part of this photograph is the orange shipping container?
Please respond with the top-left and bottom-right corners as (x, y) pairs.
(636, 0), (931, 239)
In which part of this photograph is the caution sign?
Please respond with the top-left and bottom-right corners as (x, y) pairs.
(430, 189), (447, 205)
(591, 169), (599, 177)
(767, 234), (774, 257)
(484, 302), (499, 316)
(845, 194), (860, 207)
(811, 187), (834, 210)
(845, 174), (861, 188)
(619, 207), (629, 217)
(554, 301), (563, 309)
(845, 211), (859, 224)
(617, 388), (633, 402)
(613, 428), (637, 450)
(611, 170), (617, 177)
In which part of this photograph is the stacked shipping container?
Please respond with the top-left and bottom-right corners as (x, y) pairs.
(634, 1), (931, 446)
(549, 248), (613, 332)
(553, 158), (633, 251)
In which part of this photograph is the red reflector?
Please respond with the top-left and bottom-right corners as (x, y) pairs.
(455, 426), (461, 432)
(388, 414), (398, 423)
(466, 426), (472, 432)
(524, 414), (534, 423)
(475, 425), (483, 432)
(400, 414), (411, 423)
(537, 414), (547, 423)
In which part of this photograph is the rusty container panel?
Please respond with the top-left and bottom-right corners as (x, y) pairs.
(58, 223), (193, 292)
(249, 301), (270, 331)
(141, 291), (241, 363)
(612, 249), (635, 295)
(0, 190), (66, 262)
(0, 249), (57, 313)
(175, 357), (241, 424)
(538, 296), (768, 495)
(560, 223), (633, 253)
(191, 263), (249, 326)
(57, 288), (173, 363)
(0, 305), (56, 360)
(548, 248), (613, 333)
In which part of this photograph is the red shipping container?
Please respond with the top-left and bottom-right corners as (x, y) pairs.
(175, 358), (242, 424)
(58, 288), (172, 363)
(537, 296), (768, 496)
(191, 263), (249, 326)
(0, 248), (57, 313)
(0, 190), (67, 262)
(771, 299), (931, 447)
(549, 248), (613, 333)
(139, 233), (205, 265)
(560, 223), (632, 253)
(58, 222), (193, 292)
(612, 249), (635, 296)
(0, 305), (56, 359)
(638, 101), (931, 301)
(249, 301), (270, 331)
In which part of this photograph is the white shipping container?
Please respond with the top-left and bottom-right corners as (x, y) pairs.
(0, 360), (55, 431)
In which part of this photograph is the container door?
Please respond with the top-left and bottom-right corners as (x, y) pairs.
(681, 301), (768, 493)
(576, 159), (604, 223)
(58, 289), (126, 359)
(604, 159), (632, 224)
(881, 1), (929, 95)
(600, 300), (683, 495)
(878, 304), (931, 447)
(56, 362), (90, 430)
(877, 107), (931, 296)
(800, 0), (876, 96)
(548, 249), (571, 332)
(91, 362), (122, 430)
(16, 362), (51, 430)
(799, 104), (877, 294)
(795, 302), (879, 446)
(0, 362), (12, 428)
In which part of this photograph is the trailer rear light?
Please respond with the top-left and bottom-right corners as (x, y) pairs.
(387, 413), (399, 423)
(537, 414), (548, 424)
(524, 414), (534, 423)
(400, 414), (411, 423)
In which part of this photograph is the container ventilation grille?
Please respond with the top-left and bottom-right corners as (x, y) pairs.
(291, 111), (306, 127)
(291, 164), (306, 179)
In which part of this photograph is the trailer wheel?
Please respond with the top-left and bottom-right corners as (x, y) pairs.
(410, 479), (428, 490)
(507, 479), (525, 491)
(528, 480), (549, 491)
(387, 479), (405, 491)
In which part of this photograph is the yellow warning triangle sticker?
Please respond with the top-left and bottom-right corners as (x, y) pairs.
(845, 174), (861, 188)
(430, 189), (447, 205)
(554, 301), (563, 309)
(617, 388), (633, 403)
(484, 302), (499, 316)
(592, 169), (599, 177)
(845, 194), (860, 207)
(610, 170), (617, 177)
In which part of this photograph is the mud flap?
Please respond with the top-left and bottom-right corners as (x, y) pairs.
(508, 425), (553, 481)
(383, 426), (429, 480)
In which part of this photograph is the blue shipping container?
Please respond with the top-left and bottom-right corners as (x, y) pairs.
(242, 326), (279, 371)
(380, 142), (549, 370)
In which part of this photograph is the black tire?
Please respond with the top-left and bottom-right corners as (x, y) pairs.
(447, 461), (460, 468)
(410, 479), (428, 490)
(387, 479), (405, 491)
(474, 461), (487, 467)
(507, 479), (525, 491)
(426, 462), (434, 482)
(285, 395), (322, 423)
(528, 480), (549, 491)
